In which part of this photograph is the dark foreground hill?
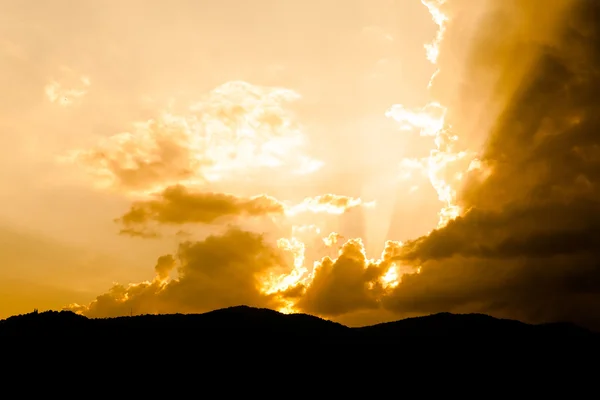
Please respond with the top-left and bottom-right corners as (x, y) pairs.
(3, 307), (597, 387)
(3, 306), (600, 376)
(1, 306), (597, 341)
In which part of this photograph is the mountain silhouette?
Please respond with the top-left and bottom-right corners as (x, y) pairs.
(1, 306), (596, 341)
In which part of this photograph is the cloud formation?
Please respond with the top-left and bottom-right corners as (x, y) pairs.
(67, 226), (409, 319)
(285, 194), (374, 216)
(293, 238), (404, 317)
(383, 0), (600, 329)
(60, 81), (323, 194)
(67, 228), (285, 317)
(116, 185), (285, 238)
(44, 66), (90, 107)
(115, 184), (373, 238)
(65, 0), (600, 331)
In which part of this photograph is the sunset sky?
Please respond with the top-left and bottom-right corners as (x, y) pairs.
(2, 0), (599, 330)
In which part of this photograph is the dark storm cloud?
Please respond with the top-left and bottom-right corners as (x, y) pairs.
(385, 0), (600, 330)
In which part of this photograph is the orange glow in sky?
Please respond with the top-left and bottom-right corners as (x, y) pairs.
(2, 0), (579, 327)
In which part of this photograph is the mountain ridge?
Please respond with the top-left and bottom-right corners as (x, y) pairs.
(1, 305), (596, 339)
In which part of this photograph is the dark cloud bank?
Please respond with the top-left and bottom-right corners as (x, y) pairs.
(390, 0), (600, 330)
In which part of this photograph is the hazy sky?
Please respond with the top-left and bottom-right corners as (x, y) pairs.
(0, 0), (441, 315)
(3, 0), (599, 331)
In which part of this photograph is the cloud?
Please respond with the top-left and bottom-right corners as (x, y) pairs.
(115, 184), (374, 238)
(323, 232), (342, 247)
(293, 238), (404, 317)
(116, 184), (285, 237)
(60, 81), (323, 194)
(67, 226), (409, 320)
(44, 66), (90, 107)
(285, 194), (374, 216)
(154, 254), (176, 281)
(381, 0), (600, 330)
(67, 228), (286, 317)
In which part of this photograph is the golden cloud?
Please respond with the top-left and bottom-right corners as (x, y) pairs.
(116, 184), (285, 238)
(115, 184), (374, 238)
(67, 228), (286, 317)
(66, 228), (410, 320)
(293, 238), (405, 317)
(59, 81), (323, 194)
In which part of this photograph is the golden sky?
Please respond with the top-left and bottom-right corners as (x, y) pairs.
(2, 0), (599, 330)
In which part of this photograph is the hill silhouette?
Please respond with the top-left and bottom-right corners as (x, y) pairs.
(1, 306), (596, 341)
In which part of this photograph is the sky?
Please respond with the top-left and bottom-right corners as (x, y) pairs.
(1, 0), (599, 330)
